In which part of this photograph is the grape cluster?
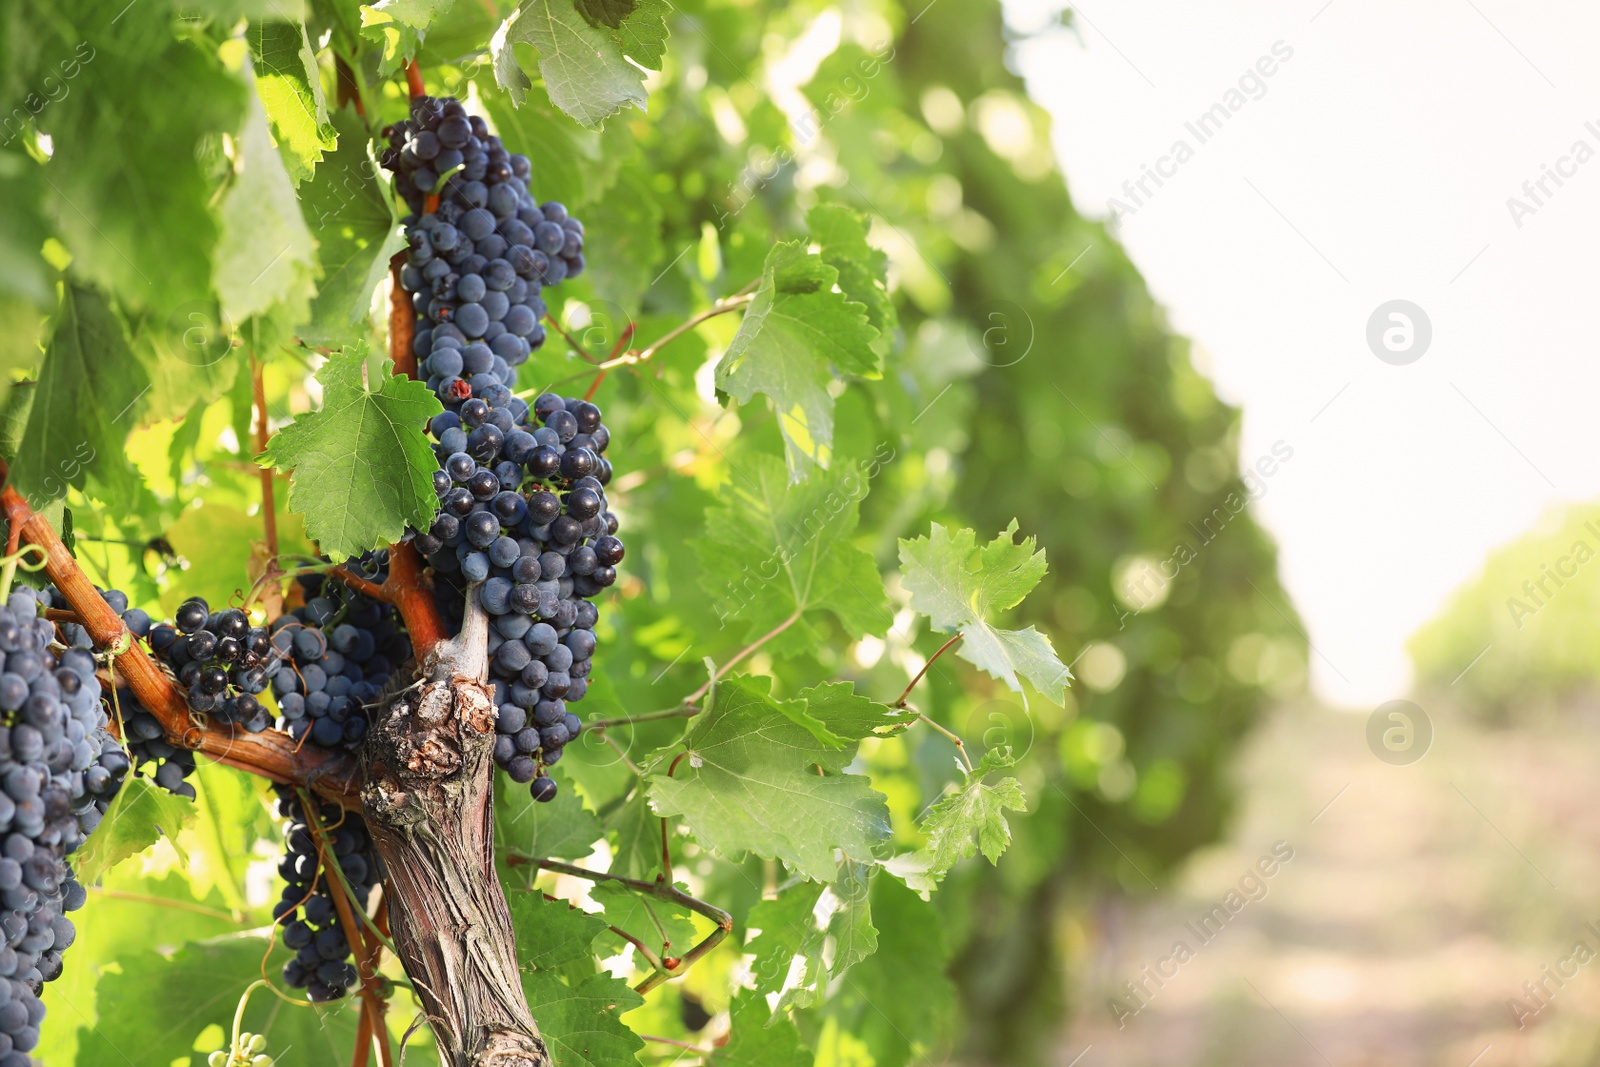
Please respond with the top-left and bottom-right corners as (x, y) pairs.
(271, 787), (379, 1003)
(385, 98), (587, 411)
(0, 588), (126, 1061)
(33, 584), (194, 801)
(147, 598), (280, 734)
(416, 392), (622, 802)
(269, 565), (409, 754)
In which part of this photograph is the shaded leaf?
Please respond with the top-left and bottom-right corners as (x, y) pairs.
(511, 890), (612, 970)
(522, 970), (645, 1067)
(10, 284), (148, 512)
(715, 242), (878, 479)
(297, 106), (404, 347)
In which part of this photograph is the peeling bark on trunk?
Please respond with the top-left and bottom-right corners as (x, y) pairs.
(360, 592), (548, 1067)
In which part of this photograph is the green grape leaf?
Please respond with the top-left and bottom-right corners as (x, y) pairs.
(746, 859), (877, 1012)
(361, 0), (457, 75)
(783, 682), (916, 749)
(496, 765), (605, 861)
(588, 881), (698, 958)
(806, 204), (895, 335)
(75, 935), (362, 1067)
(249, 21), (337, 184)
(898, 521), (1071, 705)
(40, 3), (248, 313)
(477, 89), (605, 209)
(511, 890), (612, 970)
(258, 343), (443, 561)
(522, 970), (644, 1067)
(715, 241), (879, 479)
(72, 777), (194, 885)
(822, 877), (955, 1067)
(718, 990), (812, 1067)
(646, 675), (892, 882)
(604, 789), (660, 880)
(576, 163), (661, 308)
(491, 0), (670, 127)
(10, 284), (149, 513)
(695, 451), (891, 642)
(909, 748), (1026, 884)
(297, 105), (404, 347)
(215, 62), (317, 328)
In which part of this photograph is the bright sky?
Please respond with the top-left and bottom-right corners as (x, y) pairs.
(1004, 0), (1600, 707)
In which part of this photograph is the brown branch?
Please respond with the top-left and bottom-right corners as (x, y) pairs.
(389, 254), (418, 380)
(0, 464), (362, 807)
(404, 59), (426, 100)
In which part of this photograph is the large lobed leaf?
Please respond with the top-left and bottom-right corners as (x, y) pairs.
(258, 344), (443, 561)
(715, 241), (879, 480)
(695, 451), (891, 642)
(492, 0), (671, 128)
(646, 675), (891, 882)
(898, 520), (1071, 705)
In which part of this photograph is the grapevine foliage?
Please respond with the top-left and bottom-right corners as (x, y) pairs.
(0, 2), (1303, 1066)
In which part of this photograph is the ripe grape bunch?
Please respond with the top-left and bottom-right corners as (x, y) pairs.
(269, 562), (409, 754)
(270, 787), (379, 1003)
(0, 586), (140, 1063)
(148, 599), (279, 737)
(384, 95), (623, 803)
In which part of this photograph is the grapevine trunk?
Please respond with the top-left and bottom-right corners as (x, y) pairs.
(360, 598), (548, 1067)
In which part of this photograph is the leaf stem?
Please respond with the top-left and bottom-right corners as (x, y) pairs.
(504, 855), (733, 993)
(683, 605), (803, 706)
(639, 1035), (710, 1054)
(301, 792), (394, 1067)
(587, 706), (700, 731)
(86, 885), (245, 924)
(916, 711), (974, 775)
(893, 631), (963, 708)
(596, 293), (754, 374)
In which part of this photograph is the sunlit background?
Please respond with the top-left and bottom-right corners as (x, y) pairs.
(1010, 0), (1600, 707)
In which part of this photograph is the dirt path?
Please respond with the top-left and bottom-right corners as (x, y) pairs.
(1059, 700), (1600, 1067)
